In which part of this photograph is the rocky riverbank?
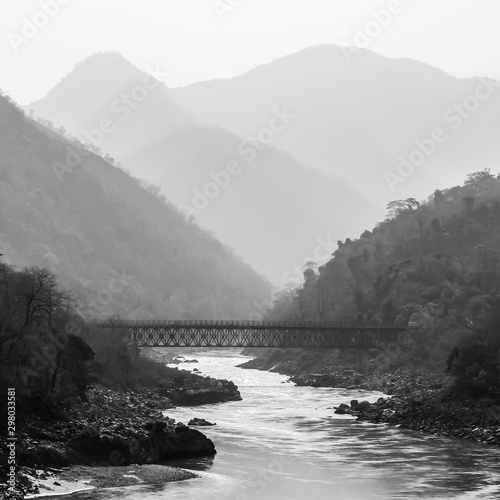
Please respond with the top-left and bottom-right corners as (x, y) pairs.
(327, 368), (500, 447)
(238, 348), (407, 393)
(0, 383), (219, 498)
(0, 351), (241, 499)
(335, 387), (500, 447)
(141, 348), (242, 406)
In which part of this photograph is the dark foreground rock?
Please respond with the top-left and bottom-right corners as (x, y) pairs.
(62, 421), (216, 466)
(0, 383), (221, 499)
(169, 383), (241, 406)
(188, 418), (216, 426)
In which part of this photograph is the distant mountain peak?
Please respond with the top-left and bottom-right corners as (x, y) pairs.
(36, 51), (143, 104)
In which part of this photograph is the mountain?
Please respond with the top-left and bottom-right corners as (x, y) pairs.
(28, 52), (194, 158)
(28, 52), (379, 284)
(0, 91), (271, 319)
(170, 44), (500, 203)
(122, 125), (378, 284)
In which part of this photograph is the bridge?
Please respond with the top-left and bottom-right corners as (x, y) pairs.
(90, 320), (409, 349)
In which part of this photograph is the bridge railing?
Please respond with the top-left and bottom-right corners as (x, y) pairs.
(88, 319), (405, 329)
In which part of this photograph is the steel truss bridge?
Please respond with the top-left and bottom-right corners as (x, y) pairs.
(90, 320), (408, 349)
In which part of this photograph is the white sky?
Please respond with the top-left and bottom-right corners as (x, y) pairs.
(1, 0), (500, 104)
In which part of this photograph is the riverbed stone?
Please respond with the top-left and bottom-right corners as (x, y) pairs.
(188, 418), (216, 426)
(334, 403), (351, 415)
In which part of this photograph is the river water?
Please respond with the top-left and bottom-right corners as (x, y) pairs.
(61, 349), (500, 499)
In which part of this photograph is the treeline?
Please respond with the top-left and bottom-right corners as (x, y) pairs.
(0, 264), (187, 418)
(268, 170), (500, 400)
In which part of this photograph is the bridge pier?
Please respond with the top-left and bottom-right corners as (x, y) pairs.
(357, 350), (371, 374)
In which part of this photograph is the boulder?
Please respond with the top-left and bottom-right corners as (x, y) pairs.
(188, 418), (216, 426)
(334, 403), (351, 415)
(356, 401), (371, 412)
(150, 426), (216, 461)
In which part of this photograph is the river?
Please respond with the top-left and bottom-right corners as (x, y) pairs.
(61, 349), (500, 499)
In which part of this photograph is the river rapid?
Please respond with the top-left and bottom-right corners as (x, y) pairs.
(60, 350), (500, 500)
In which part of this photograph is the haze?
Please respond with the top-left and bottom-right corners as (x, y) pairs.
(2, 0), (500, 286)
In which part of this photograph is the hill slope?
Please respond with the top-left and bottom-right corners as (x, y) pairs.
(171, 45), (500, 203)
(0, 92), (271, 319)
(28, 52), (379, 284)
(122, 125), (378, 284)
(265, 170), (500, 372)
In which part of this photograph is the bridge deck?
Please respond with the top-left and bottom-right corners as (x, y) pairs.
(90, 320), (408, 349)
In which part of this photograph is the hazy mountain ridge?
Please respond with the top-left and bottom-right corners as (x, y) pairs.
(28, 47), (500, 284)
(170, 44), (500, 202)
(28, 51), (380, 284)
(0, 92), (271, 319)
(122, 125), (379, 283)
(29, 52), (195, 158)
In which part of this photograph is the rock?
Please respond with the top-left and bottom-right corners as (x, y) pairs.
(17, 444), (76, 468)
(144, 421), (167, 432)
(350, 400), (359, 408)
(411, 399), (424, 409)
(170, 387), (241, 406)
(334, 403), (351, 415)
(68, 433), (131, 465)
(357, 401), (371, 412)
(188, 418), (216, 426)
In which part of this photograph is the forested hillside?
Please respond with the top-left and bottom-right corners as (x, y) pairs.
(0, 92), (271, 320)
(268, 170), (500, 396)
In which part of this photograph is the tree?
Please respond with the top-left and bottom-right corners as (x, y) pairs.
(386, 198), (420, 219)
(16, 267), (73, 329)
(464, 168), (495, 187)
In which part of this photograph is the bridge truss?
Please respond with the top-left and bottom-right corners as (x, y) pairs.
(90, 320), (408, 349)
